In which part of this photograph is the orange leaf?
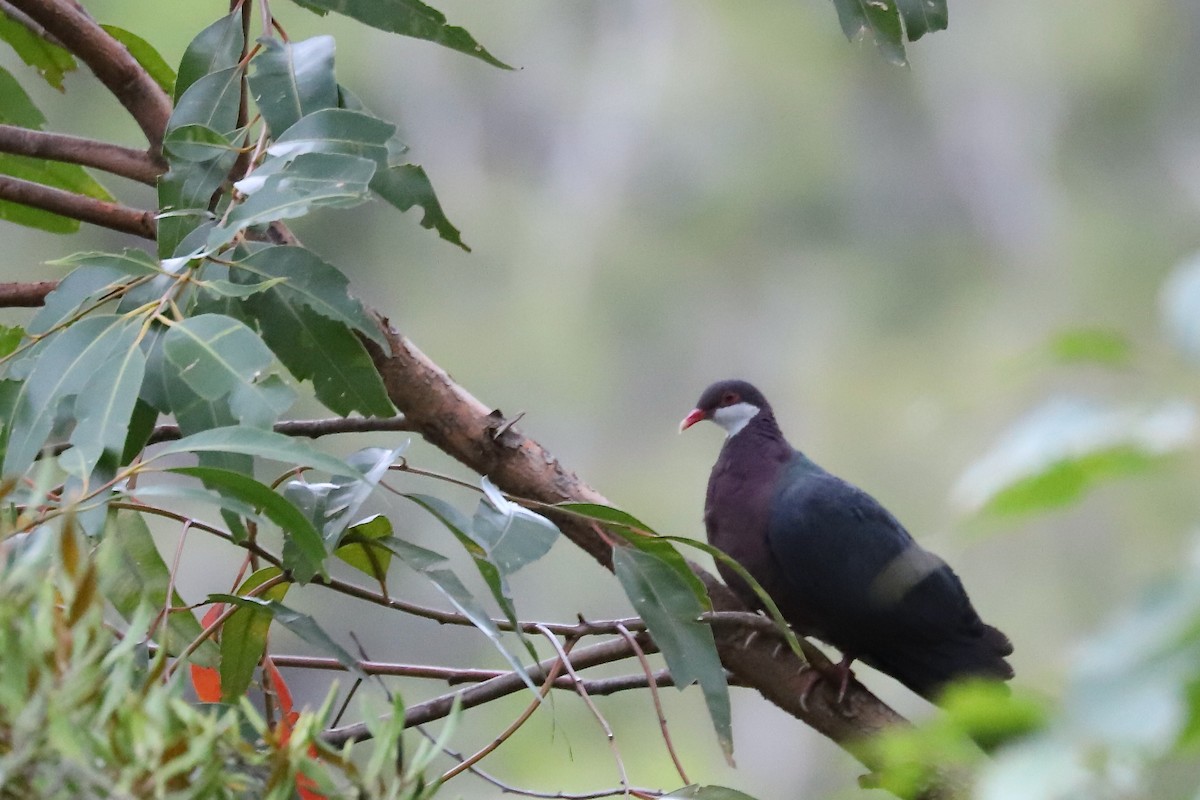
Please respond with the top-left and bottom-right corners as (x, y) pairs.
(190, 604), (225, 702)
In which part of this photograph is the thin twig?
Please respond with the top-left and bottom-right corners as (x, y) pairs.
(439, 638), (574, 783)
(145, 415), (412, 445)
(0, 174), (156, 238)
(535, 625), (630, 795)
(0, 125), (162, 185)
(615, 623), (688, 786)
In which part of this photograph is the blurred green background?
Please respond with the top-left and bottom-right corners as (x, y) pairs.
(5, 1), (1200, 797)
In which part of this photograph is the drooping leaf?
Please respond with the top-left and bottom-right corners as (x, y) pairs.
(371, 163), (468, 251)
(556, 501), (657, 533)
(280, 445), (403, 548)
(66, 340), (146, 477)
(168, 66), (243, 135)
(234, 245), (388, 348)
(209, 153), (375, 249)
(473, 478), (559, 576)
(3, 315), (139, 476)
(100, 24), (176, 94)
(151, 426), (365, 480)
(893, 0), (948, 42)
(955, 399), (1197, 517)
(176, 11), (245, 100)
(162, 313), (296, 428)
(0, 12), (76, 90)
(157, 146), (238, 258)
(248, 36), (338, 136)
(96, 510), (218, 667)
(290, 0), (511, 70)
(171, 466), (327, 582)
(217, 567), (291, 701)
(830, 0), (908, 66)
(335, 513), (393, 583)
(613, 542), (733, 764)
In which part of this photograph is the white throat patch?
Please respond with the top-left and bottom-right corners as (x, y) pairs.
(711, 402), (760, 438)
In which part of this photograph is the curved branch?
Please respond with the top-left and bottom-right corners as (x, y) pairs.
(0, 281), (57, 307)
(4, 0), (172, 151)
(0, 125), (163, 185)
(0, 175), (155, 238)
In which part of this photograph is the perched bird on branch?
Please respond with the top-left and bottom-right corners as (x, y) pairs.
(681, 379), (1013, 703)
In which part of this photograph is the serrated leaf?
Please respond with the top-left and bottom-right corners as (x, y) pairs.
(172, 466), (327, 582)
(209, 152), (375, 249)
(151, 425), (365, 480)
(291, 0), (510, 69)
(3, 315), (138, 476)
(0, 65), (45, 127)
(176, 11), (245, 100)
(234, 244), (387, 348)
(0, 12), (76, 89)
(162, 313), (295, 427)
(377, 527), (537, 692)
(248, 36), (338, 136)
(217, 567), (291, 701)
(831, 0), (908, 66)
(613, 542), (732, 764)
(101, 24), (176, 94)
(371, 163), (468, 251)
(96, 510), (218, 667)
(955, 399), (1198, 517)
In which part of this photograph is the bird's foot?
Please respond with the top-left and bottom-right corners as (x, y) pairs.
(795, 655), (858, 716)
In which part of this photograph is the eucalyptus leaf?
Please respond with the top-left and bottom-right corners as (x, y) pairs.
(830, 0), (907, 66)
(164, 124), (236, 163)
(176, 11), (245, 100)
(66, 340), (146, 477)
(216, 567), (290, 701)
(269, 107), (393, 162)
(371, 163), (468, 251)
(248, 36), (338, 135)
(151, 426), (365, 480)
(101, 24), (176, 94)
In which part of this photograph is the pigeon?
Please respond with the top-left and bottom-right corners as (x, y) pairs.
(681, 379), (1013, 703)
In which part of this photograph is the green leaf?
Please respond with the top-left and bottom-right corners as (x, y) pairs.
(162, 314), (295, 427)
(151, 426), (364, 480)
(248, 36), (338, 136)
(157, 146), (238, 258)
(291, 0), (510, 70)
(893, 0), (948, 42)
(217, 567), (291, 701)
(1046, 327), (1132, 367)
(613, 542), (733, 764)
(30, 250), (160, 335)
(100, 24), (176, 94)
(0, 12), (76, 89)
(66, 339), (146, 478)
(176, 11), (245, 100)
(371, 164), (468, 252)
(0, 325), (22, 358)
(168, 66), (243, 135)
(556, 501), (657, 532)
(269, 107), (393, 162)
(663, 787), (759, 800)
(0, 65), (45, 127)
(163, 124), (237, 163)
(210, 153), (375, 249)
(955, 399), (1197, 517)
(211, 591), (364, 679)
(473, 478), (559, 576)
(374, 522), (537, 692)
(280, 445), (402, 552)
(171, 466), (327, 582)
(3, 315), (139, 476)
(830, 0), (908, 66)
(234, 245), (387, 348)
(335, 513), (393, 582)
(96, 510), (218, 667)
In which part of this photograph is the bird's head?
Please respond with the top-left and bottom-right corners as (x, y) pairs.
(680, 379), (769, 438)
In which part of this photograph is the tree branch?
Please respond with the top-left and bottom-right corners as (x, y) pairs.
(0, 175), (155, 238)
(144, 415), (412, 445)
(0, 281), (57, 307)
(4, 0), (172, 151)
(0, 125), (162, 185)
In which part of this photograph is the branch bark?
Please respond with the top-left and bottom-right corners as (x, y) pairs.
(0, 281), (57, 307)
(4, 0), (172, 151)
(0, 125), (162, 185)
(0, 175), (155, 238)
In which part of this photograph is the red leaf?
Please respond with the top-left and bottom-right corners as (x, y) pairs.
(190, 604), (225, 702)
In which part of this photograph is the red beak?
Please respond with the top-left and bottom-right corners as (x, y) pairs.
(679, 408), (707, 432)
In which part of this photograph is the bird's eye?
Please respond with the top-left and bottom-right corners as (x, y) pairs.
(722, 392), (739, 406)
